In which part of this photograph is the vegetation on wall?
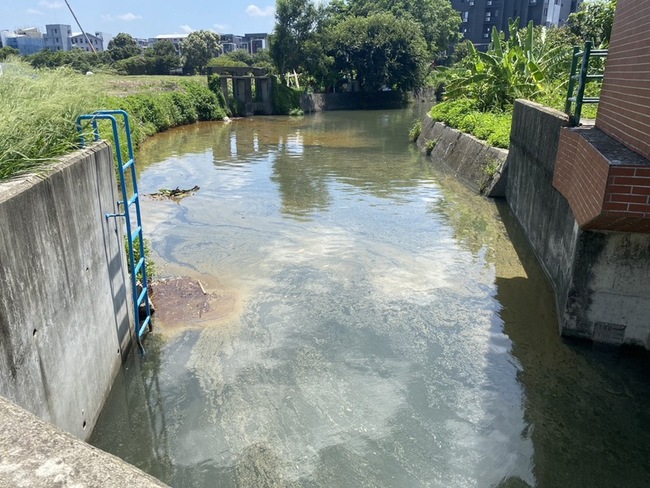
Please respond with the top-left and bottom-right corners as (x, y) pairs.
(422, 0), (617, 147)
(272, 79), (302, 115)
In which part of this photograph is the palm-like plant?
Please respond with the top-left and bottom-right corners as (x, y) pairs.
(445, 20), (558, 111)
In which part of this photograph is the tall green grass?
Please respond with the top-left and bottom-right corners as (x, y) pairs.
(0, 61), (226, 180)
(0, 63), (103, 179)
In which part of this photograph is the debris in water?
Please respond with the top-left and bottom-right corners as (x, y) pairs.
(148, 185), (200, 201)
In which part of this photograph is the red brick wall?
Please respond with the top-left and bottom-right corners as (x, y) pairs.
(554, 130), (609, 226)
(596, 0), (650, 161)
(555, 128), (650, 233)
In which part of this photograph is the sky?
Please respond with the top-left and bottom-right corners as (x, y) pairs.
(0, 0), (278, 38)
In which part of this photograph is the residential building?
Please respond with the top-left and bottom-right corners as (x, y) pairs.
(43, 23), (72, 51)
(221, 34), (244, 54)
(95, 32), (113, 51)
(452, 0), (582, 49)
(0, 27), (44, 55)
(217, 32), (269, 55)
(70, 31), (103, 52)
(148, 34), (189, 55)
(134, 37), (151, 49)
(243, 33), (268, 54)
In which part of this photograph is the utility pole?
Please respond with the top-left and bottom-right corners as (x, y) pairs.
(63, 0), (97, 54)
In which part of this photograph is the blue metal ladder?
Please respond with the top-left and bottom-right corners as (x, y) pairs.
(76, 110), (153, 352)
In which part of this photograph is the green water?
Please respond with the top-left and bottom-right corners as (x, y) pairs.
(90, 109), (650, 488)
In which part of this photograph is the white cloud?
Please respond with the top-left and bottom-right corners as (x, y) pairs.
(180, 25), (195, 34)
(246, 5), (275, 17)
(214, 23), (230, 32)
(27, 8), (44, 15)
(118, 12), (141, 21)
(38, 1), (63, 9)
(102, 12), (142, 22)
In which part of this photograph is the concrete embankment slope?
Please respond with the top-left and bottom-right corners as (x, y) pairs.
(0, 395), (168, 487)
(0, 142), (133, 439)
(416, 114), (508, 196)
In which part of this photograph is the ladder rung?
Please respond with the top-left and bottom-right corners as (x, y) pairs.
(582, 98), (600, 103)
(130, 226), (142, 242)
(138, 315), (151, 338)
(123, 159), (134, 171)
(586, 75), (604, 80)
(134, 257), (144, 276)
(567, 97), (577, 103)
(137, 286), (148, 306)
(127, 193), (138, 207)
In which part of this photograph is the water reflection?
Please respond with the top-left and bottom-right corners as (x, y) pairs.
(92, 109), (650, 488)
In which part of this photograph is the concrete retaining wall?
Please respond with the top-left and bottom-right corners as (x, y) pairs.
(506, 100), (650, 348)
(0, 142), (133, 440)
(300, 91), (407, 113)
(504, 100), (579, 317)
(416, 115), (508, 196)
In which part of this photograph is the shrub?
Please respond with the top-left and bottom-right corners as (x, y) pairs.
(272, 78), (302, 115)
(409, 120), (422, 142)
(430, 99), (512, 149)
(425, 139), (437, 155)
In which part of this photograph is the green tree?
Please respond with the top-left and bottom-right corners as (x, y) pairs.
(568, 0), (617, 47)
(145, 39), (180, 74)
(0, 46), (20, 61)
(329, 12), (428, 91)
(107, 33), (141, 61)
(346, 0), (461, 59)
(181, 30), (221, 74)
(270, 0), (321, 78)
(223, 49), (254, 66)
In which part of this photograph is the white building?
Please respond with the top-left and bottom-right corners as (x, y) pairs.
(148, 34), (189, 55)
(42, 24), (107, 52)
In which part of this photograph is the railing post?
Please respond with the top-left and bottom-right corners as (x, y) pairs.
(573, 41), (592, 126)
(565, 46), (580, 115)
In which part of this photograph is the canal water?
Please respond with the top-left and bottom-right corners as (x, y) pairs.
(90, 109), (650, 488)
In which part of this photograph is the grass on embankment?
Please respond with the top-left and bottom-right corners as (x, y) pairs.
(425, 92), (600, 151)
(0, 61), (225, 180)
(428, 99), (512, 149)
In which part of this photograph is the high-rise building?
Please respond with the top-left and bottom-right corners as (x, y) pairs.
(452, 0), (582, 49)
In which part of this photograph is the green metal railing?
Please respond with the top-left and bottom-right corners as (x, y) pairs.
(565, 41), (608, 126)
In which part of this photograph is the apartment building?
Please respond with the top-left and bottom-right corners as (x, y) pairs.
(452, 0), (582, 49)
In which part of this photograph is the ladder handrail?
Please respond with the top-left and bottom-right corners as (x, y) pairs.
(76, 111), (153, 353)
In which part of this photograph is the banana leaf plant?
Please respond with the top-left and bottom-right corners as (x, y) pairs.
(445, 19), (560, 111)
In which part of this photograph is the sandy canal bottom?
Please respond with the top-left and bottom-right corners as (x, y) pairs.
(90, 110), (650, 488)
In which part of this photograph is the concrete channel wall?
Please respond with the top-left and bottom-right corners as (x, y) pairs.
(505, 100), (650, 347)
(0, 142), (134, 440)
(300, 91), (406, 113)
(420, 100), (650, 348)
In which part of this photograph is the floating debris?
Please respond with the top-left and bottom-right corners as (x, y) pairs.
(148, 185), (200, 200)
